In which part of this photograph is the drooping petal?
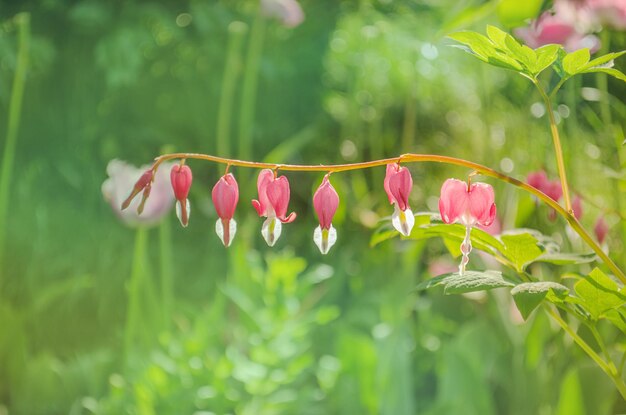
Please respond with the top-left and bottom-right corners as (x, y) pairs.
(313, 224), (337, 254)
(384, 164), (399, 204)
(313, 175), (339, 230)
(216, 218), (237, 247)
(468, 182), (496, 227)
(266, 175), (296, 222)
(212, 173), (239, 220)
(388, 166), (412, 211)
(253, 169), (274, 217)
(391, 205), (415, 236)
(261, 217), (282, 247)
(121, 169), (154, 210)
(175, 198), (191, 228)
(439, 179), (469, 224)
(594, 216), (609, 244)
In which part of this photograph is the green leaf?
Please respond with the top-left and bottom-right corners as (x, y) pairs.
(581, 67), (626, 82)
(500, 231), (544, 272)
(574, 268), (626, 319)
(447, 31), (496, 62)
(533, 44), (561, 76)
(504, 34), (537, 70)
(604, 309), (626, 335)
(486, 25), (508, 50)
(582, 50), (626, 70)
(535, 252), (597, 266)
(562, 48), (590, 75)
(415, 270), (514, 294)
(511, 281), (569, 320)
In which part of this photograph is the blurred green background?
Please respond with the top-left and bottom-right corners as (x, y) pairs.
(1, 0), (625, 414)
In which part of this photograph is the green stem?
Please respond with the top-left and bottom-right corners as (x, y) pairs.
(532, 78), (572, 213)
(124, 227), (148, 363)
(544, 305), (626, 400)
(0, 13), (30, 288)
(238, 11), (265, 161)
(149, 151), (626, 284)
(159, 216), (173, 326)
(217, 21), (248, 158)
(597, 30), (612, 127)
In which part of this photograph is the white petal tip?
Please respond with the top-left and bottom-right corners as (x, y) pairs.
(261, 217), (282, 247)
(216, 218), (237, 247)
(314, 225), (337, 254)
(392, 207), (414, 237)
(176, 199), (191, 227)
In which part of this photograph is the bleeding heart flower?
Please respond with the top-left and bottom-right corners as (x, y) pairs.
(170, 164), (193, 227)
(212, 173), (239, 247)
(572, 195), (583, 220)
(252, 169), (297, 246)
(384, 163), (415, 236)
(439, 179), (496, 227)
(260, 0), (305, 28)
(313, 174), (339, 254)
(594, 216), (609, 244)
(439, 178), (497, 275)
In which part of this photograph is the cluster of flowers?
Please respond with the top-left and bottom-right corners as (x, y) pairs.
(515, 0), (626, 52)
(118, 162), (497, 257)
(527, 169), (609, 243)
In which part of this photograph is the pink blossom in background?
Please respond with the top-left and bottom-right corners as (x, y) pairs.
(260, 0), (305, 28)
(594, 216), (609, 244)
(572, 195), (583, 220)
(514, 10), (600, 52)
(586, 0), (626, 30)
(102, 159), (175, 228)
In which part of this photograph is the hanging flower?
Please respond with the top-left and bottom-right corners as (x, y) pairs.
(313, 174), (339, 254)
(212, 173), (239, 247)
(170, 164), (193, 227)
(252, 169), (297, 246)
(102, 159), (175, 228)
(384, 163), (415, 236)
(572, 195), (583, 220)
(439, 178), (497, 275)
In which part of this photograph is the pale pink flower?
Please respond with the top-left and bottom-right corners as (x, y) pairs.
(384, 163), (415, 236)
(527, 170), (562, 202)
(572, 195), (583, 220)
(514, 10), (600, 52)
(102, 159), (174, 228)
(252, 169), (296, 246)
(439, 179), (496, 227)
(260, 0), (304, 28)
(586, 0), (626, 30)
(439, 178), (497, 275)
(212, 173), (239, 247)
(312, 174), (339, 254)
(170, 164), (193, 227)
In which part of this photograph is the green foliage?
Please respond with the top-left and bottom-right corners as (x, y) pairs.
(448, 25), (626, 84)
(511, 282), (569, 320)
(574, 268), (626, 320)
(415, 270), (514, 294)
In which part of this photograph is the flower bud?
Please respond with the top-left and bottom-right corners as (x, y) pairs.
(384, 163), (415, 236)
(313, 175), (339, 254)
(170, 164), (193, 227)
(212, 173), (239, 247)
(121, 169), (153, 211)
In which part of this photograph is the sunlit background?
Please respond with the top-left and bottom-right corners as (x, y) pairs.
(1, 0), (625, 414)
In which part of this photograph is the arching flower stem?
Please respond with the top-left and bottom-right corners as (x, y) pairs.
(148, 152), (625, 284)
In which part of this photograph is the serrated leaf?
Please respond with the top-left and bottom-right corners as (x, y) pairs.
(511, 282), (569, 320)
(500, 232), (544, 272)
(581, 67), (626, 82)
(574, 268), (626, 320)
(415, 270), (514, 294)
(562, 48), (590, 75)
(535, 252), (597, 265)
(533, 44), (561, 75)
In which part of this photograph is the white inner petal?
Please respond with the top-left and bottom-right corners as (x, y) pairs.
(262, 217), (282, 247)
(175, 198), (191, 227)
(215, 218), (237, 247)
(392, 205), (414, 236)
(314, 225), (337, 255)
